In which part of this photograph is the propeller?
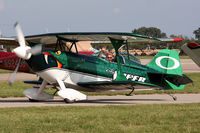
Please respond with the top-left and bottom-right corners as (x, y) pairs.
(9, 58), (22, 85)
(13, 22), (42, 60)
(9, 23), (42, 85)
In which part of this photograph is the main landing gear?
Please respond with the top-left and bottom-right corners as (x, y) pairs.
(56, 79), (88, 103)
(24, 80), (54, 102)
(125, 86), (135, 96)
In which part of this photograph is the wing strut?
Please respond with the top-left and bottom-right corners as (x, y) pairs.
(109, 37), (126, 81)
(56, 36), (79, 53)
(125, 40), (131, 66)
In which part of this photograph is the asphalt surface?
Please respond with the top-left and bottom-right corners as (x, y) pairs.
(0, 94), (200, 108)
(0, 73), (38, 82)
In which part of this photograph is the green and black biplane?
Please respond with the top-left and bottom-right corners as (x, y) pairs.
(0, 23), (192, 103)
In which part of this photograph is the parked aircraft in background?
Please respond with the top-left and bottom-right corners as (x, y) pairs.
(181, 42), (200, 67)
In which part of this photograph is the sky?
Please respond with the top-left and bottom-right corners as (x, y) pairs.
(0, 0), (199, 38)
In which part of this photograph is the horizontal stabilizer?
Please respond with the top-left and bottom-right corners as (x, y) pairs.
(165, 74), (193, 86)
(148, 73), (193, 87)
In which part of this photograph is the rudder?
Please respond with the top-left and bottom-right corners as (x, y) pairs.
(146, 49), (190, 90)
(147, 49), (182, 76)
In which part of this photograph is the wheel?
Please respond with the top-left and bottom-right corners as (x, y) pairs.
(173, 96), (177, 101)
(29, 98), (39, 102)
(64, 98), (74, 103)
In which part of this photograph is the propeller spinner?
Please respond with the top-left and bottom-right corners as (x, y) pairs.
(13, 23), (32, 60)
(13, 23), (42, 60)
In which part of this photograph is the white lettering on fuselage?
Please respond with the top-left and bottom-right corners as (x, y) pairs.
(107, 69), (146, 82)
(124, 73), (146, 82)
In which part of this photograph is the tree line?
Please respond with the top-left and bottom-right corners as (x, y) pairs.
(132, 27), (197, 50)
(92, 27), (199, 51)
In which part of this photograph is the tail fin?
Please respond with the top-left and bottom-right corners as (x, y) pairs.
(147, 49), (192, 90)
(147, 49), (182, 75)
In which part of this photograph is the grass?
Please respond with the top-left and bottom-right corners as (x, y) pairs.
(0, 69), (12, 73)
(0, 103), (199, 133)
(0, 82), (32, 97)
(0, 73), (199, 98)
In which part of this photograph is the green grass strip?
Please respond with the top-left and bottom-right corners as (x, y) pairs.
(0, 103), (199, 133)
(0, 69), (12, 73)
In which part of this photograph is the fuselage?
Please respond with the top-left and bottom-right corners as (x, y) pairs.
(25, 49), (161, 90)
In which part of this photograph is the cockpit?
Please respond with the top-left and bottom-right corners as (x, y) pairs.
(90, 51), (141, 65)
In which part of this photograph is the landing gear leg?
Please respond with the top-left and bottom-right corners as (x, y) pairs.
(126, 86), (135, 96)
(53, 89), (59, 96)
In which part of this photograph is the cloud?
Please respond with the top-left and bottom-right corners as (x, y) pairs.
(113, 8), (120, 14)
(0, 0), (5, 11)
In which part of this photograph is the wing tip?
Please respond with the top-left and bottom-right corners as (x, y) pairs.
(187, 42), (200, 48)
(173, 38), (183, 42)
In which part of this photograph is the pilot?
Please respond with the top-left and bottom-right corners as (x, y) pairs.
(107, 53), (113, 62)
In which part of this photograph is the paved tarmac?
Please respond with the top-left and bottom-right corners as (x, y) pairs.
(0, 73), (38, 82)
(0, 94), (200, 108)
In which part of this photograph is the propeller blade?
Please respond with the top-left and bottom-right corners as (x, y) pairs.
(9, 58), (22, 86)
(14, 22), (26, 47)
(28, 44), (42, 55)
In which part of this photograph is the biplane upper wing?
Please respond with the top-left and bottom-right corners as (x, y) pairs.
(24, 32), (182, 45)
(0, 32), (182, 46)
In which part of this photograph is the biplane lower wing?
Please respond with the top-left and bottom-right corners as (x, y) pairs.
(77, 80), (160, 89)
(77, 73), (192, 91)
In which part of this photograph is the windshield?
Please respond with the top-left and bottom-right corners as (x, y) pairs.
(120, 52), (141, 64)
